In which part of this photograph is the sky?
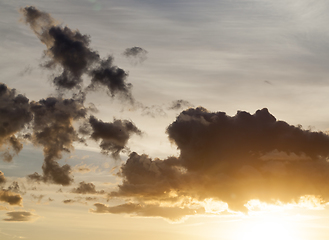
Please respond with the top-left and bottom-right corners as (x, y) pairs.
(2, 0), (329, 239)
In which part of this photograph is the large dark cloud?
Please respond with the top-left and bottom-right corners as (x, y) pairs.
(20, 6), (133, 100)
(0, 83), (32, 162)
(110, 108), (329, 213)
(87, 116), (142, 159)
(28, 97), (87, 185)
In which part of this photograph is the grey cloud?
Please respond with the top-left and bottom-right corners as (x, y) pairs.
(87, 57), (133, 101)
(21, 6), (133, 100)
(88, 116), (142, 159)
(123, 47), (148, 64)
(31, 194), (44, 204)
(27, 97), (87, 185)
(168, 99), (193, 110)
(63, 198), (87, 205)
(7, 181), (26, 194)
(91, 202), (205, 222)
(71, 181), (104, 194)
(21, 6), (99, 90)
(0, 83), (32, 162)
(4, 211), (34, 222)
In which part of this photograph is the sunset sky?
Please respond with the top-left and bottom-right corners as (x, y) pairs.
(2, 0), (329, 239)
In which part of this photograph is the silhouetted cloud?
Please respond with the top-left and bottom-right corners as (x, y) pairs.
(0, 190), (22, 206)
(110, 108), (329, 213)
(4, 211), (34, 222)
(0, 83), (32, 162)
(0, 171), (5, 184)
(87, 57), (133, 101)
(27, 97), (87, 185)
(91, 202), (205, 222)
(87, 116), (142, 159)
(21, 6), (133, 100)
(20, 6), (99, 90)
(168, 100), (193, 110)
(71, 181), (104, 194)
(123, 47), (148, 65)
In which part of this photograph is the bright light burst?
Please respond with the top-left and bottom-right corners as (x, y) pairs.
(234, 216), (301, 240)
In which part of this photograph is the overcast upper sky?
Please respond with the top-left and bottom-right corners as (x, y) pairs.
(2, 1), (329, 240)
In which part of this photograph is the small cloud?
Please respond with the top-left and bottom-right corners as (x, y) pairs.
(90, 202), (205, 222)
(4, 211), (37, 222)
(168, 100), (193, 110)
(71, 181), (104, 194)
(0, 190), (22, 206)
(123, 47), (148, 65)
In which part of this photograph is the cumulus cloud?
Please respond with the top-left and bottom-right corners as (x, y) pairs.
(91, 202), (205, 222)
(0, 190), (22, 206)
(110, 108), (329, 213)
(87, 116), (142, 159)
(0, 83), (32, 162)
(27, 97), (86, 185)
(20, 6), (133, 100)
(71, 181), (104, 194)
(4, 211), (35, 222)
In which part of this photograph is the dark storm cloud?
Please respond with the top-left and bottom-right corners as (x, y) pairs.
(0, 83), (32, 162)
(110, 108), (329, 213)
(0, 171), (6, 184)
(4, 211), (34, 222)
(87, 116), (142, 159)
(21, 6), (133, 99)
(91, 202), (205, 222)
(71, 181), (104, 194)
(123, 47), (148, 65)
(168, 99), (193, 110)
(27, 97), (87, 185)
(0, 190), (22, 206)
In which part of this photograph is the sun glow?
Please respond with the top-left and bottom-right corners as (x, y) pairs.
(234, 215), (301, 240)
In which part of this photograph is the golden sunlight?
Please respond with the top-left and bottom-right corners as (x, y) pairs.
(234, 216), (301, 240)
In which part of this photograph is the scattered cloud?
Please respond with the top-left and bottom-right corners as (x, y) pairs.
(71, 181), (104, 194)
(0, 84), (32, 162)
(91, 202), (205, 222)
(87, 116), (142, 159)
(4, 211), (36, 222)
(123, 47), (148, 65)
(0, 190), (22, 206)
